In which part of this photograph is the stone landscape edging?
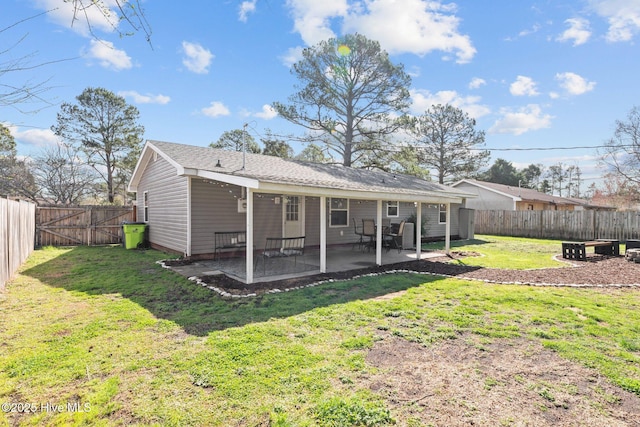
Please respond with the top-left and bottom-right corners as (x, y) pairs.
(157, 260), (640, 300)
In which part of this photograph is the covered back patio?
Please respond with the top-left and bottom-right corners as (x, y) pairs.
(242, 188), (460, 284)
(168, 244), (447, 283)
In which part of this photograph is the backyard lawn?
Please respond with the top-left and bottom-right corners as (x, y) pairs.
(424, 234), (579, 269)
(1, 236), (639, 426)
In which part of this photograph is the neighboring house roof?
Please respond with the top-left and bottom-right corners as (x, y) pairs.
(563, 197), (617, 211)
(129, 140), (474, 203)
(452, 179), (580, 206)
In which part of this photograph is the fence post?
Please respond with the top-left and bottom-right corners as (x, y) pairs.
(87, 207), (92, 246)
(1, 199), (36, 291)
(1, 199), (7, 291)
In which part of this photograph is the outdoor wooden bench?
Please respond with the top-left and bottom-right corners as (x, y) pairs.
(562, 239), (620, 261)
(214, 231), (247, 260)
(626, 239), (640, 250)
(257, 236), (305, 274)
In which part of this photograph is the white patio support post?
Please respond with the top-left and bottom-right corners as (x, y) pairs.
(416, 202), (422, 259)
(376, 200), (383, 266)
(245, 188), (254, 284)
(319, 196), (327, 273)
(445, 202), (451, 255)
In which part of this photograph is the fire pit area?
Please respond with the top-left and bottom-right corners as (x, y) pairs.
(626, 248), (640, 263)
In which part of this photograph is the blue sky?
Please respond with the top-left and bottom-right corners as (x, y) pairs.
(3, 0), (640, 192)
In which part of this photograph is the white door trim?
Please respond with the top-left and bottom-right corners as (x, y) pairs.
(282, 195), (305, 237)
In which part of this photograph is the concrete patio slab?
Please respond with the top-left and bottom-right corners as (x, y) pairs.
(166, 245), (444, 283)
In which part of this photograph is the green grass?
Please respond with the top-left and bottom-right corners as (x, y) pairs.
(423, 234), (568, 269)
(1, 242), (639, 425)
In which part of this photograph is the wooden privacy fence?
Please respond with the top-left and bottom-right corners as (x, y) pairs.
(1, 199), (36, 291)
(36, 206), (134, 247)
(474, 210), (640, 241)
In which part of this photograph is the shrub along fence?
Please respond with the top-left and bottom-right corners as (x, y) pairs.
(1, 199), (36, 291)
(36, 206), (134, 247)
(474, 210), (640, 241)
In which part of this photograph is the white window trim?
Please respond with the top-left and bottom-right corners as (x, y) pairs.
(386, 201), (399, 218)
(143, 191), (149, 223)
(329, 198), (349, 227)
(438, 203), (447, 224)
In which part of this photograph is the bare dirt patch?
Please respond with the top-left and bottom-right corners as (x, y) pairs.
(365, 334), (640, 426)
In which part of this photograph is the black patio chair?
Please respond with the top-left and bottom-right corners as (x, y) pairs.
(384, 220), (406, 253)
(362, 219), (376, 252)
(352, 218), (364, 251)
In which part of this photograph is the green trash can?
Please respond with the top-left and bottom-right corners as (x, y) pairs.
(122, 222), (148, 249)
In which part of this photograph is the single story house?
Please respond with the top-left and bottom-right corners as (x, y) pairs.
(128, 140), (476, 283)
(452, 179), (614, 211)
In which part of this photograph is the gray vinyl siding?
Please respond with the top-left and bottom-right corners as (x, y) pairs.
(419, 203), (461, 237)
(304, 197), (320, 247)
(143, 172), (463, 257)
(190, 179), (247, 254)
(253, 195), (283, 251)
(190, 182), (284, 255)
(137, 154), (188, 253)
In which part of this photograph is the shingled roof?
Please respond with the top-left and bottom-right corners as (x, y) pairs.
(129, 140), (473, 202)
(455, 179), (579, 205)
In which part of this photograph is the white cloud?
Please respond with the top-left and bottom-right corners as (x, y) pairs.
(86, 39), (132, 71)
(555, 72), (596, 95)
(33, 0), (118, 36)
(510, 76), (539, 97)
(280, 46), (304, 67)
(410, 89), (490, 120)
(202, 101), (230, 118)
(505, 23), (542, 41)
(489, 104), (553, 135)
(342, 0), (476, 63)
(239, 0), (258, 22)
(407, 65), (421, 78)
(589, 0), (640, 42)
(118, 91), (170, 105)
(181, 41), (214, 74)
(284, 0), (475, 63)
(5, 123), (60, 148)
(468, 77), (486, 89)
(254, 104), (278, 119)
(518, 23), (542, 38)
(286, 0), (348, 45)
(557, 18), (592, 46)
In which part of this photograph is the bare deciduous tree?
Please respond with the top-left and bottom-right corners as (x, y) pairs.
(67, 0), (152, 43)
(32, 144), (98, 205)
(600, 106), (640, 185)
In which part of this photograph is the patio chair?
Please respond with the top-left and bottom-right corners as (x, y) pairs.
(362, 219), (376, 252)
(352, 218), (364, 251)
(384, 220), (405, 253)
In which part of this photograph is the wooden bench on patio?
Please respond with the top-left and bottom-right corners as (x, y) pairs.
(257, 236), (305, 274)
(214, 231), (247, 260)
(562, 239), (620, 261)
